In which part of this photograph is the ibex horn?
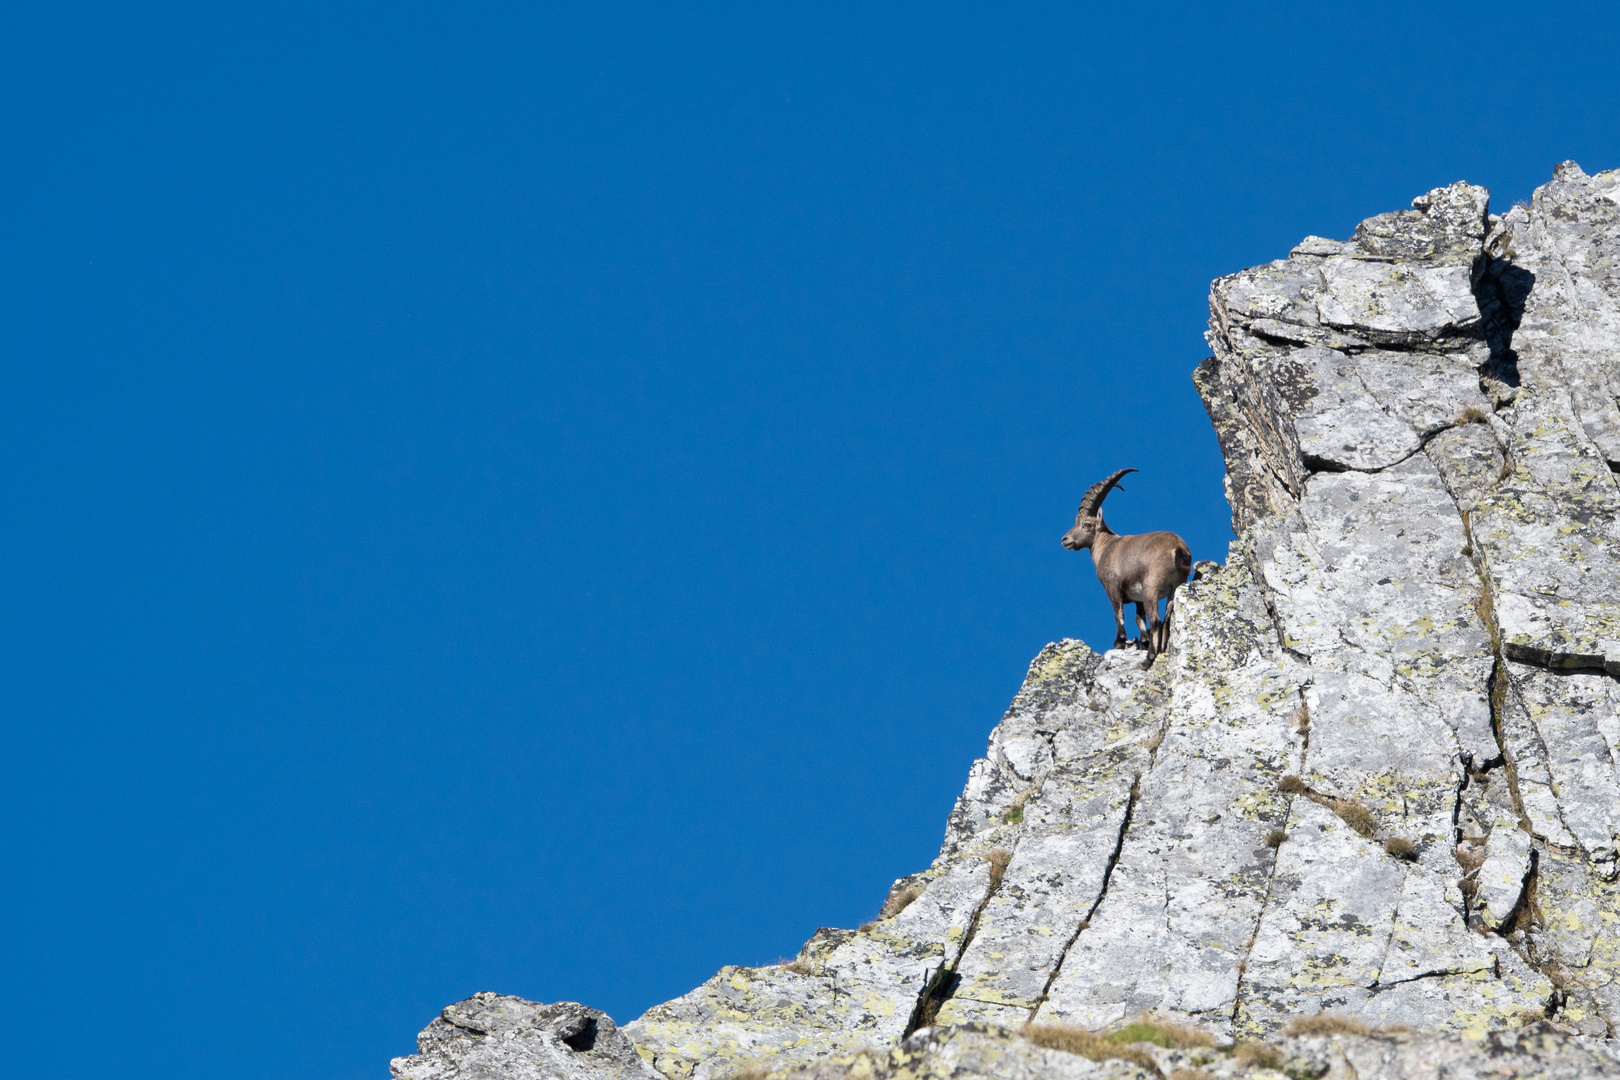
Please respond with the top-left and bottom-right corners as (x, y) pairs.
(1077, 468), (1137, 516)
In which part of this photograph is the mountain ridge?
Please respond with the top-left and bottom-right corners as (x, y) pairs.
(391, 161), (1620, 1080)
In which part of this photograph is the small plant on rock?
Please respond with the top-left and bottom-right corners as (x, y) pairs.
(984, 847), (1013, 890)
(1278, 775), (1309, 795)
(1384, 837), (1417, 861)
(1229, 1041), (1284, 1069)
(1024, 1024), (1162, 1075)
(1264, 828), (1288, 849)
(1002, 788), (1033, 825)
(879, 883), (924, 920)
(1332, 799), (1378, 838)
(1110, 1017), (1216, 1049)
(1283, 1013), (1369, 1037)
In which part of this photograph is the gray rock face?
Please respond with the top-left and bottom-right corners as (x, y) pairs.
(394, 163), (1620, 1077)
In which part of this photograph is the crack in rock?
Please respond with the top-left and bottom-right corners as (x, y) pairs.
(1026, 775), (1141, 1019)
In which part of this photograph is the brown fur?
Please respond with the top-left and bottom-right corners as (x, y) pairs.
(1062, 470), (1191, 661)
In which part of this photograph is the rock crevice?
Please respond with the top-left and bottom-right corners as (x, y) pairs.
(1028, 772), (1143, 1020)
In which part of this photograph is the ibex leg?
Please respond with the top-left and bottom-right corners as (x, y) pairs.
(1158, 593), (1177, 655)
(1142, 601), (1161, 659)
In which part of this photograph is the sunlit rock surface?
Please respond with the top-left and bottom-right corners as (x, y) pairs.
(392, 163), (1620, 1079)
(737, 1022), (1619, 1080)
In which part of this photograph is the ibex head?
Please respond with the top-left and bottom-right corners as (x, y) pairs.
(1061, 468), (1137, 550)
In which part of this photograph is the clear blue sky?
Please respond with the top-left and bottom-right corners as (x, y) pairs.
(3, 4), (1615, 1078)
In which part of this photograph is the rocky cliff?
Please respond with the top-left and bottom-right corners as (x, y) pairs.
(391, 162), (1620, 1080)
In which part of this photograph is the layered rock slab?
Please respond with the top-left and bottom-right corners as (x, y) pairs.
(1472, 163), (1620, 676)
(1199, 169), (1620, 1038)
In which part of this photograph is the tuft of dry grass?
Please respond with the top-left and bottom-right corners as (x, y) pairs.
(1024, 1024), (1114, 1057)
(1460, 404), (1490, 425)
(1278, 775), (1309, 796)
(984, 848), (1013, 890)
(1511, 1005), (1554, 1028)
(1264, 828), (1288, 849)
(1025, 1024), (1162, 1076)
(722, 1061), (776, 1080)
(779, 958), (819, 976)
(1283, 1014), (1370, 1038)
(879, 884), (924, 920)
(1332, 799), (1378, 838)
(1289, 704), (1310, 733)
(1110, 1017), (1216, 1050)
(1276, 774), (1379, 841)
(1455, 843), (1487, 872)
(1498, 456), (1514, 481)
(1384, 837), (1417, 861)
(1229, 1041), (1283, 1069)
(1169, 1070), (1211, 1080)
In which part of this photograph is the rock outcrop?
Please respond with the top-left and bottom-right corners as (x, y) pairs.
(390, 993), (664, 1080)
(390, 163), (1620, 1079)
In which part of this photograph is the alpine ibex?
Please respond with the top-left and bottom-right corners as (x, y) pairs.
(1061, 468), (1192, 661)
